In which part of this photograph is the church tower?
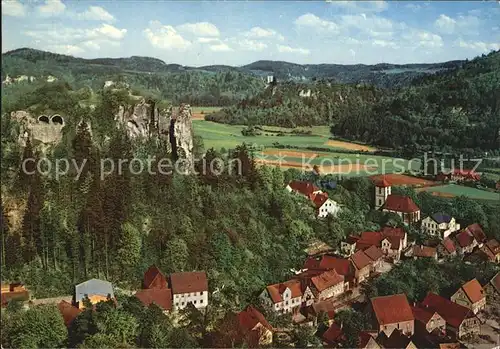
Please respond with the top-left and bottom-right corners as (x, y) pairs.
(374, 176), (391, 209)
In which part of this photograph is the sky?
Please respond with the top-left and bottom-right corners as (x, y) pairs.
(2, 0), (500, 66)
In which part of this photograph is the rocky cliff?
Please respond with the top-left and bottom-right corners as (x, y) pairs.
(169, 104), (194, 174)
(11, 111), (64, 148)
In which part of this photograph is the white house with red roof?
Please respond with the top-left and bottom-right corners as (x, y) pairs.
(373, 178), (420, 224)
(260, 279), (314, 313)
(286, 180), (341, 218)
(309, 269), (346, 301)
(369, 294), (415, 336)
(451, 279), (486, 314)
(170, 271), (208, 310)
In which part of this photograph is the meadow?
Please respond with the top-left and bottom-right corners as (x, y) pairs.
(418, 184), (500, 201)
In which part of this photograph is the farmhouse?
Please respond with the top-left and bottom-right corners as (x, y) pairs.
(135, 288), (172, 313)
(421, 213), (460, 239)
(310, 269), (345, 300)
(235, 305), (274, 347)
(451, 230), (477, 254)
(437, 238), (457, 259)
(411, 305), (446, 335)
(420, 293), (480, 339)
(369, 294), (415, 336)
(411, 245), (438, 260)
(143, 265), (168, 289)
(364, 245), (384, 272)
(464, 223), (487, 246)
(286, 180), (321, 198)
(170, 271), (208, 310)
(73, 279), (115, 309)
(350, 250), (372, 285)
(450, 279), (486, 314)
(484, 239), (500, 262)
(322, 322), (346, 347)
(310, 192), (341, 218)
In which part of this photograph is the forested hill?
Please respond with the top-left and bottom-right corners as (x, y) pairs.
(3, 47), (464, 98)
(333, 49), (500, 152)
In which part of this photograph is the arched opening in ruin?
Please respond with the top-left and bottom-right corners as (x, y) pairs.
(51, 114), (64, 125)
(38, 115), (50, 123)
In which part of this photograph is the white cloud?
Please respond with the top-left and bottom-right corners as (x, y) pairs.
(38, 0), (66, 16)
(243, 27), (284, 41)
(197, 37), (220, 43)
(176, 22), (220, 37)
(327, 0), (388, 13)
(295, 13), (339, 34)
(404, 30), (443, 48)
(48, 44), (84, 55)
(372, 39), (398, 49)
(434, 14), (480, 35)
(76, 6), (114, 22)
(457, 39), (500, 52)
(277, 44), (310, 55)
(239, 39), (267, 51)
(82, 41), (101, 50)
(90, 24), (126, 40)
(209, 43), (232, 52)
(144, 21), (192, 50)
(2, 0), (26, 17)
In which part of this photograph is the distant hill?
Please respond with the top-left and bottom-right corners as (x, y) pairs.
(2, 47), (466, 90)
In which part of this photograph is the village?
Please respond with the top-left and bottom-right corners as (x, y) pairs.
(2, 174), (499, 349)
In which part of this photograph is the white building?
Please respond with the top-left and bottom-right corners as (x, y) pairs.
(170, 271), (208, 310)
(374, 177), (392, 210)
(266, 75), (274, 84)
(312, 193), (341, 218)
(260, 280), (314, 314)
(421, 213), (460, 239)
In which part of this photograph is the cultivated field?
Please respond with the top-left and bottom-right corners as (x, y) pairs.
(325, 139), (377, 152)
(370, 174), (436, 187)
(191, 106), (222, 120)
(417, 184), (500, 201)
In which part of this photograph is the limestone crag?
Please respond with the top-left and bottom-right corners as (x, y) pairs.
(11, 111), (64, 148)
(114, 98), (169, 140)
(169, 104), (194, 174)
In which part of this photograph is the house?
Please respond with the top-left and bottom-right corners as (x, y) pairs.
(310, 192), (341, 218)
(411, 305), (446, 335)
(464, 223), (487, 247)
(420, 293), (480, 339)
(340, 236), (359, 257)
(143, 265), (168, 289)
(369, 294), (415, 336)
(286, 180), (321, 198)
(350, 250), (372, 284)
(364, 245), (384, 273)
(450, 279), (486, 314)
(358, 331), (381, 349)
(354, 228), (406, 262)
(421, 213), (460, 239)
(310, 269), (345, 301)
(437, 238), (457, 260)
(135, 288), (173, 313)
(170, 271), (208, 310)
(451, 169), (480, 182)
(381, 227), (408, 250)
(303, 255), (353, 280)
(322, 322), (345, 347)
(236, 305), (274, 347)
(452, 230), (477, 254)
(376, 330), (417, 349)
(484, 272), (500, 306)
(374, 176), (392, 210)
(0, 283), (30, 307)
(381, 195), (421, 224)
(73, 279), (115, 309)
(484, 239), (500, 262)
(260, 279), (314, 313)
(411, 245), (438, 260)
(58, 300), (82, 327)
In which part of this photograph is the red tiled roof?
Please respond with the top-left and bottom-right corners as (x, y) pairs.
(237, 305), (273, 333)
(143, 265), (168, 289)
(310, 192), (329, 208)
(413, 245), (437, 258)
(460, 279), (485, 304)
(371, 294), (414, 326)
(170, 271), (208, 294)
(58, 300), (82, 327)
(322, 322), (345, 344)
(350, 250), (372, 270)
(266, 279), (303, 303)
(382, 195), (420, 213)
(381, 227), (405, 240)
(304, 255), (352, 276)
(358, 331), (378, 348)
(384, 236), (401, 250)
(135, 288), (172, 311)
(358, 232), (384, 246)
(364, 245), (384, 261)
(411, 305), (436, 325)
(455, 230), (475, 248)
(311, 269), (344, 292)
(486, 239), (500, 255)
(441, 238), (456, 254)
(373, 176), (391, 188)
(288, 180), (320, 196)
(478, 245), (496, 262)
(465, 224), (487, 243)
(345, 236), (360, 245)
(421, 293), (472, 328)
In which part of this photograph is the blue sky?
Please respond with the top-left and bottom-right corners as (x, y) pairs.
(2, 0), (499, 66)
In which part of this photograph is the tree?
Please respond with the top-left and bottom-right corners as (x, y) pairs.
(94, 309), (139, 346)
(116, 222), (142, 278)
(161, 237), (189, 273)
(7, 305), (67, 349)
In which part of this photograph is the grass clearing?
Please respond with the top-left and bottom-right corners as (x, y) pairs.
(191, 106), (222, 120)
(418, 184), (500, 201)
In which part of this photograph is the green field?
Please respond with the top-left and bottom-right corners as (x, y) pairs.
(193, 120), (421, 176)
(191, 106), (222, 114)
(421, 184), (500, 201)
